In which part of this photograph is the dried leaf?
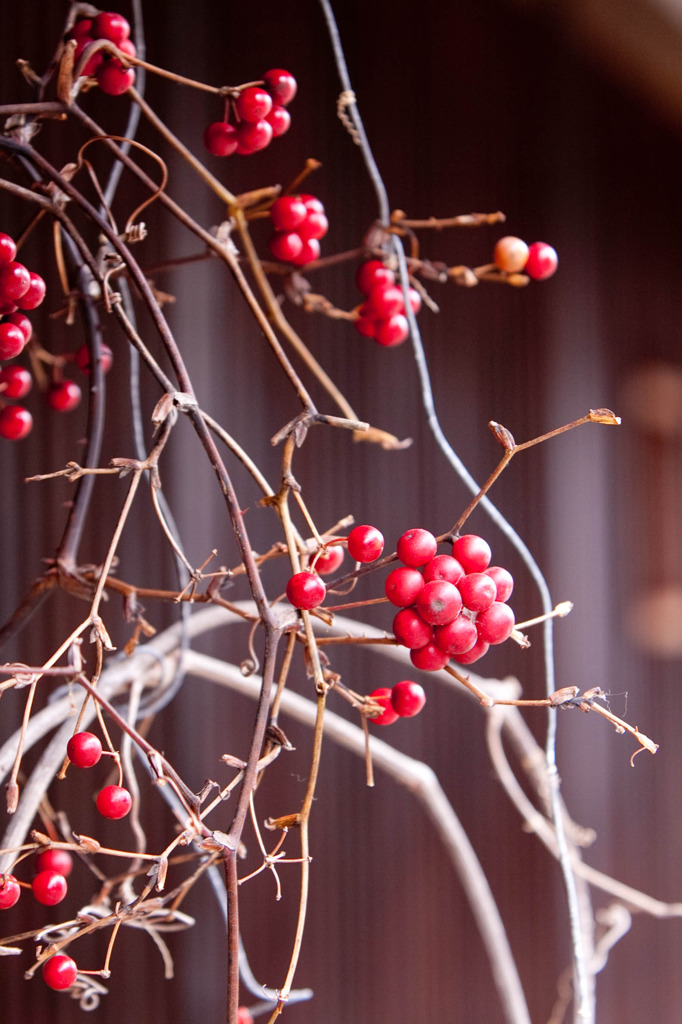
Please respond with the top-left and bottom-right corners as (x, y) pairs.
(549, 685), (580, 707)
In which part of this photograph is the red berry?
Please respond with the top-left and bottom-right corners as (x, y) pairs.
(374, 314), (409, 347)
(356, 260), (395, 296)
(0, 405), (32, 440)
(493, 236), (529, 273)
(235, 119), (273, 153)
(289, 238), (320, 266)
(485, 565), (514, 602)
(458, 572), (497, 612)
(3, 311), (32, 343)
(118, 37), (137, 59)
(69, 18), (93, 40)
(237, 1009), (254, 1024)
(74, 36), (104, 77)
(524, 242), (558, 280)
(96, 60), (135, 95)
(42, 954), (78, 991)
(347, 524), (384, 562)
(314, 544), (344, 575)
(32, 869), (68, 906)
(96, 784), (132, 819)
(0, 262), (30, 301)
(433, 616), (478, 656)
(67, 731), (103, 768)
(263, 69), (297, 107)
(397, 528), (438, 568)
(0, 233), (17, 265)
(454, 637), (490, 664)
(270, 196), (307, 231)
(0, 365), (31, 399)
(92, 11), (131, 45)
(203, 121), (238, 157)
(423, 554), (464, 585)
(268, 231), (303, 263)
(298, 211), (329, 242)
(0, 875), (21, 909)
(36, 850), (73, 877)
(46, 379), (81, 412)
(410, 642), (449, 672)
(406, 288), (422, 314)
(415, 579), (462, 626)
(74, 341), (113, 374)
(390, 680), (426, 717)
(299, 194), (325, 216)
(392, 607), (434, 649)
(368, 687), (398, 726)
(476, 602), (515, 644)
(366, 283), (404, 319)
(354, 311), (377, 339)
(236, 86), (273, 123)
(0, 322), (27, 359)
(384, 566), (424, 607)
(266, 105), (291, 137)
(286, 571), (326, 610)
(452, 534), (491, 574)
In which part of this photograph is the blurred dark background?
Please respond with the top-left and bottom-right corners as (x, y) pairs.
(1, 0), (682, 1021)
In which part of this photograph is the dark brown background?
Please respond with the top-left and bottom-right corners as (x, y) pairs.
(1, 0), (682, 1021)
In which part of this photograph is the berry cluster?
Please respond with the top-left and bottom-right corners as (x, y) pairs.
(268, 194), (329, 266)
(0, 730), (133, 991)
(368, 680), (426, 725)
(0, 844), (76, 915)
(68, 11), (136, 96)
(67, 730), (133, 820)
(286, 524), (385, 611)
(0, 337), (114, 440)
(0, 232), (46, 440)
(203, 69), (297, 157)
(3, 877), (79, 988)
(49, 340), (114, 414)
(493, 236), (558, 281)
(386, 530), (515, 668)
(353, 260), (421, 347)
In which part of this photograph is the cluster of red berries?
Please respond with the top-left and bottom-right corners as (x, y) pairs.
(493, 237), (558, 280)
(368, 679), (426, 725)
(0, 231), (46, 440)
(0, 844), (75, 907)
(0, 338), (114, 441)
(285, 526), (515, 670)
(203, 69), (297, 157)
(0, 731), (133, 991)
(353, 260), (421, 347)
(68, 11), (136, 96)
(386, 530), (515, 668)
(285, 524), (385, 611)
(67, 730), (133, 819)
(268, 194), (329, 266)
(0, 846), (74, 918)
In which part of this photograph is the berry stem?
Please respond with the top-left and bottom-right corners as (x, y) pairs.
(322, 596), (389, 612)
(450, 411), (621, 536)
(514, 602), (574, 630)
(390, 210), (507, 230)
(451, 451), (514, 536)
